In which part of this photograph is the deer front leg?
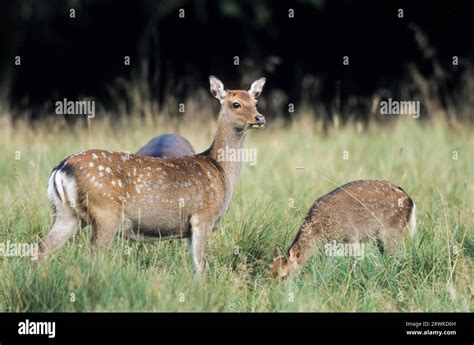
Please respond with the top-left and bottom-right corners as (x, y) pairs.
(189, 215), (213, 275)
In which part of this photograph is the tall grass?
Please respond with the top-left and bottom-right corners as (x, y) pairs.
(0, 111), (472, 312)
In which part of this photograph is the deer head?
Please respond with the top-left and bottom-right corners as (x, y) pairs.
(272, 244), (302, 279)
(209, 76), (266, 130)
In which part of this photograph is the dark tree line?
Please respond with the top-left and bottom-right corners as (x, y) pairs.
(0, 0), (472, 121)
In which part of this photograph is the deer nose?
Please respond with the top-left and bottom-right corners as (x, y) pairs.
(255, 114), (266, 125)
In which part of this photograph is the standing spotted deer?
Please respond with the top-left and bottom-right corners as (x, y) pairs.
(38, 76), (266, 274)
(272, 180), (416, 279)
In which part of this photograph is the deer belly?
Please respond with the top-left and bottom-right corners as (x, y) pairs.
(121, 210), (191, 241)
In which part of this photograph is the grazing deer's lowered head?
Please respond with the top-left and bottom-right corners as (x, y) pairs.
(272, 245), (293, 279)
(272, 180), (416, 279)
(38, 76), (266, 275)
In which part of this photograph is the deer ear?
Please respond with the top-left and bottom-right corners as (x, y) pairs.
(289, 246), (301, 261)
(273, 245), (285, 258)
(249, 77), (266, 98)
(209, 76), (227, 101)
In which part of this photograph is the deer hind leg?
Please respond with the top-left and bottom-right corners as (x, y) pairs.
(378, 229), (404, 255)
(38, 169), (83, 261)
(189, 215), (214, 275)
(37, 205), (80, 262)
(90, 208), (121, 251)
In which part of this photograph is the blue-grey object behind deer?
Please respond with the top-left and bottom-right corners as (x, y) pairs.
(137, 134), (195, 157)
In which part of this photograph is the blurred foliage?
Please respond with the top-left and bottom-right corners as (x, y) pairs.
(0, 0), (472, 122)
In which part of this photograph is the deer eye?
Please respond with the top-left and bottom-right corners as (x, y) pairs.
(232, 102), (241, 109)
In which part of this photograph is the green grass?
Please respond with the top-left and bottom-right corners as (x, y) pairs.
(0, 113), (472, 311)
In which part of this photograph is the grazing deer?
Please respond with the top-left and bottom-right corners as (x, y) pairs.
(272, 180), (416, 279)
(137, 134), (195, 158)
(38, 76), (266, 274)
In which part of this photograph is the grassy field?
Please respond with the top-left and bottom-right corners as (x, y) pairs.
(0, 112), (472, 312)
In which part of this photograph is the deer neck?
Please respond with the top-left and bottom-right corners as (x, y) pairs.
(288, 224), (319, 270)
(206, 112), (246, 191)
